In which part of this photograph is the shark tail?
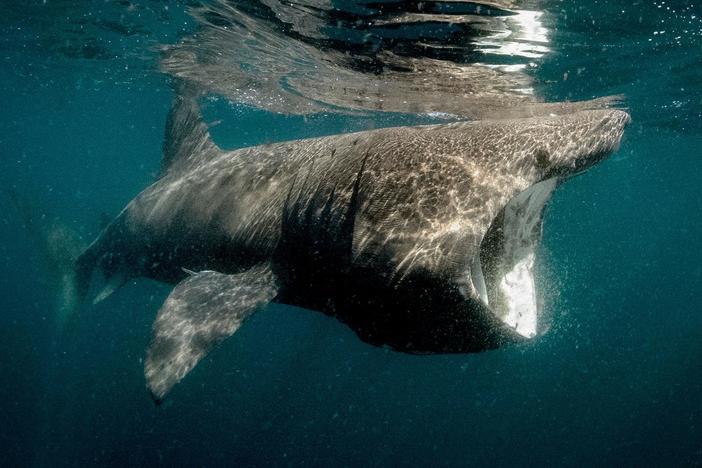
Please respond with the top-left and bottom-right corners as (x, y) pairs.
(54, 261), (82, 328)
(74, 244), (98, 306)
(6, 188), (87, 329)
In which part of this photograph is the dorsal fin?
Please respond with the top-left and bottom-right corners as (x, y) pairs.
(160, 80), (222, 175)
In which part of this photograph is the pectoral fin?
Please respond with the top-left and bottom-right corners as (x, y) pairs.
(145, 264), (277, 402)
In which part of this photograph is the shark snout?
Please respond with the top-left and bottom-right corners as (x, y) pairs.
(557, 109), (631, 176)
(594, 109), (630, 144)
(589, 109), (630, 151)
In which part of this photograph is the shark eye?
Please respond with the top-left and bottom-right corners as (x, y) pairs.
(534, 149), (550, 169)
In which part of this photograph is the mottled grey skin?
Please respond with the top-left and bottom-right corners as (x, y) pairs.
(76, 92), (629, 401)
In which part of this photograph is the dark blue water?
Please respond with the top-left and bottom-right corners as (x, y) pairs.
(2, 1), (701, 466)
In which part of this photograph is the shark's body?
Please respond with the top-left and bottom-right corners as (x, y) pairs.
(77, 89), (629, 401)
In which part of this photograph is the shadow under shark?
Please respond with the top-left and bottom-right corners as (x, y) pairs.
(75, 85), (629, 402)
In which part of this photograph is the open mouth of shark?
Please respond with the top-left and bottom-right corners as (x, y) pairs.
(472, 178), (559, 339)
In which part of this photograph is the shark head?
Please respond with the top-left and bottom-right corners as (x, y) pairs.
(467, 109), (630, 340)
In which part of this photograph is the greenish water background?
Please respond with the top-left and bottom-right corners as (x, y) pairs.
(1, 1), (701, 465)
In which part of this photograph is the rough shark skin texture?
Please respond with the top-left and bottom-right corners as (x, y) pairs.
(76, 93), (629, 400)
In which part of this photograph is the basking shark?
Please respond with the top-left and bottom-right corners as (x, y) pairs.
(75, 87), (629, 401)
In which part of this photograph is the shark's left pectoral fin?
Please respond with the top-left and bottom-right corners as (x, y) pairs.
(145, 264), (278, 402)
